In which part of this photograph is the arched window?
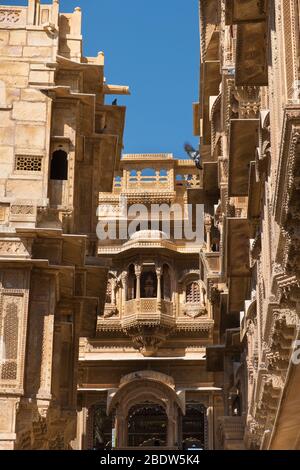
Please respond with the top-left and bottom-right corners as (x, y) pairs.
(141, 270), (157, 298)
(114, 175), (122, 188)
(186, 282), (200, 303)
(141, 168), (156, 182)
(50, 150), (68, 180)
(159, 169), (168, 183)
(129, 170), (138, 182)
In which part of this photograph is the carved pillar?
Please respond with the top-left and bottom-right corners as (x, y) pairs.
(134, 265), (142, 300)
(204, 214), (212, 251)
(75, 402), (85, 450)
(121, 271), (127, 314)
(156, 267), (162, 309)
(167, 403), (177, 447)
(115, 410), (127, 448)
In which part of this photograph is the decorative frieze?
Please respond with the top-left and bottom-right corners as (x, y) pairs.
(0, 9), (21, 24)
(0, 238), (32, 257)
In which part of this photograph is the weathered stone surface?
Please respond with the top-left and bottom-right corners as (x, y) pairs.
(199, 0), (300, 452)
(0, 126), (14, 145)
(28, 70), (54, 85)
(15, 124), (45, 148)
(12, 101), (47, 122)
(0, 31), (10, 45)
(0, 145), (14, 164)
(0, 0), (128, 452)
(23, 46), (52, 59)
(27, 31), (53, 46)
(9, 30), (26, 45)
(0, 45), (22, 56)
(21, 88), (46, 102)
(0, 61), (29, 77)
(0, 112), (12, 127)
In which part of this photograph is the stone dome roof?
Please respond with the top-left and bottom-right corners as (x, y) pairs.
(129, 229), (168, 240)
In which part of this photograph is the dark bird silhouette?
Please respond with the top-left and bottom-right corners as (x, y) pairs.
(112, 98), (118, 105)
(184, 143), (202, 170)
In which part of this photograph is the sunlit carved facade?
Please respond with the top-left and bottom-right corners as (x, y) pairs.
(1, 0), (300, 452)
(76, 154), (225, 450)
(199, 0), (300, 450)
(0, 0), (127, 449)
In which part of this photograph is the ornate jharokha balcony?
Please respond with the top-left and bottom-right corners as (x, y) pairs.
(122, 298), (175, 356)
(123, 298), (174, 326)
(96, 295), (214, 357)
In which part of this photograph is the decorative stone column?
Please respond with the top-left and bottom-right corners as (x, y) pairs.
(204, 214), (212, 251)
(134, 265), (142, 300)
(115, 410), (127, 448)
(121, 271), (127, 315)
(167, 403), (178, 448)
(156, 267), (162, 310)
(74, 403), (85, 450)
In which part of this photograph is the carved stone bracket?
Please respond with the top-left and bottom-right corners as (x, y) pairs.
(233, 86), (261, 118)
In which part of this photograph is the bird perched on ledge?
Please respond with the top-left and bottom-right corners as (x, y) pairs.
(184, 143), (203, 170)
(184, 143), (202, 170)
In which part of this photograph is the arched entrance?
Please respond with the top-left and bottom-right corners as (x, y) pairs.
(108, 371), (184, 449)
(128, 403), (167, 447)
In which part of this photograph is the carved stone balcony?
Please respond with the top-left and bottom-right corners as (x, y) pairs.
(123, 298), (174, 329)
(122, 298), (175, 356)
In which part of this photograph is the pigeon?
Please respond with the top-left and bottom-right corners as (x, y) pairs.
(184, 142), (202, 170)
(112, 98), (118, 105)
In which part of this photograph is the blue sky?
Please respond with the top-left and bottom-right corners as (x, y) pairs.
(3, 0), (200, 157)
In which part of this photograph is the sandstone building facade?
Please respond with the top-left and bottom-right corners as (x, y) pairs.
(0, 0), (128, 449)
(199, 0), (300, 450)
(0, 0), (300, 451)
(76, 153), (223, 450)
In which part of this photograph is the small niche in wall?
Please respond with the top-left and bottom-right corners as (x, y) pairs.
(50, 149), (68, 180)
